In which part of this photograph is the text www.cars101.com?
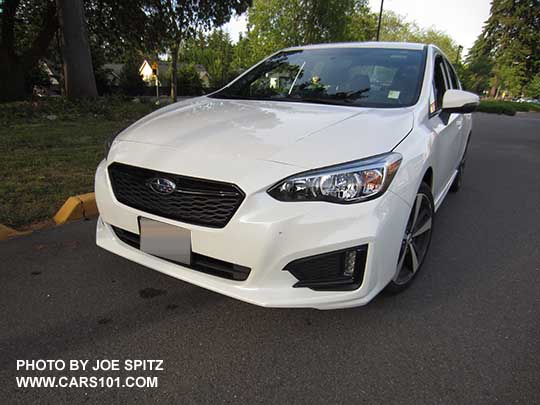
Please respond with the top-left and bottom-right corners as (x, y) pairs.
(16, 376), (159, 388)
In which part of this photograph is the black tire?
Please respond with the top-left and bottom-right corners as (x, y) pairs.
(450, 133), (472, 193)
(385, 182), (434, 294)
(450, 158), (465, 193)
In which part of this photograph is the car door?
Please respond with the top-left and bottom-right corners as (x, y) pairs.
(444, 58), (472, 163)
(428, 53), (463, 201)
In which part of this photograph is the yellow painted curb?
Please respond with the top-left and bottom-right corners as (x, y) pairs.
(0, 224), (32, 241)
(53, 192), (98, 225)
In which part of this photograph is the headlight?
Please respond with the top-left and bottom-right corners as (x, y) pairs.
(267, 152), (402, 203)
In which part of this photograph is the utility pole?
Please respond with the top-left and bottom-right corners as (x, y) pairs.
(376, 0), (384, 41)
(152, 61), (160, 105)
(455, 45), (463, 64)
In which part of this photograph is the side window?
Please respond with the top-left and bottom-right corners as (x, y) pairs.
(431, 55), (448, 114)
(444, 59), (460, 89)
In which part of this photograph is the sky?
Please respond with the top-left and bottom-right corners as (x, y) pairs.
(222, 0), (492, 55)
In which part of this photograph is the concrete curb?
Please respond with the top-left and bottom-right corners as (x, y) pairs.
(53, 192), (98, 225)
(0, 224), (32, 241)
(0, 193), (98, 241)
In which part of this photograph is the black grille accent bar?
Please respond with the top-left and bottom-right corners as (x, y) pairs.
(284, 245), (368, 291)
(111, 226), (250, 281)
(108, 163), (245, 228)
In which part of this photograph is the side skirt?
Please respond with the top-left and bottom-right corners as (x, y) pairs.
(434, 169), (458, 212)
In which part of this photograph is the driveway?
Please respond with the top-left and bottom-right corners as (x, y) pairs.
(1, 113), (539, 403)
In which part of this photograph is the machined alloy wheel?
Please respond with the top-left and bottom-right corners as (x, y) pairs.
(386, 183), (434, 293)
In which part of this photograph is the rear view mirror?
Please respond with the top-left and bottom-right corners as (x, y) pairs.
(442, 89), (480, 113)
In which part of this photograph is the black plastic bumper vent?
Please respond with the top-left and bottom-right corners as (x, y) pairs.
(284, 245), (368, 291)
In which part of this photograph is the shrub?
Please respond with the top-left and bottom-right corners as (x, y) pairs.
(94, 66), (114, 96)
(476, 101), (517, 116)
(176, 64), (204, 96)
(0, 96), (156, 126)
(476, 100), (540, 115)
(119, 58), (146, 96)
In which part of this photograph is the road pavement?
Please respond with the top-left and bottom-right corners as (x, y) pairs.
(1, 113), (539, 404)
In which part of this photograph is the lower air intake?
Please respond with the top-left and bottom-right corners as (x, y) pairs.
(111, 225), (251, 281)
(284, 245), (368, 291)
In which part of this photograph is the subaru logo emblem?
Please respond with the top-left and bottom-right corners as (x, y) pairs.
(148, 177), (176, 195)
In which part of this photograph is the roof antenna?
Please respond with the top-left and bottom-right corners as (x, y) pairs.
(376, 0), (384, 41)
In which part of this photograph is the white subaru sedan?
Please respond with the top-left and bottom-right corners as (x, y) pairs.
(95, 42), (479, 309)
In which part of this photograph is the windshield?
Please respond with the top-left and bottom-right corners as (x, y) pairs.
(212, 47), (426, 108)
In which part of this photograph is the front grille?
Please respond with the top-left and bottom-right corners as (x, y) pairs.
(108, 163), (244, 228)
(284, 245), (368, 291)
(111, 226), (251, 281)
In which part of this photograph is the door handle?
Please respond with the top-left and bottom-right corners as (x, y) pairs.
(456, 117), (463, 130)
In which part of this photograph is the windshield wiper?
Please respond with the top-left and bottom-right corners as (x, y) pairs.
(287, 87), (371, 106)
(333, 87), (371, 102)
(284, 97), (361, 107)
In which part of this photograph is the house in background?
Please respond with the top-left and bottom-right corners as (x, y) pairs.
(139, 60), (169, 84)
(40, 62), (61, 95)
(139, 59), (210, 88)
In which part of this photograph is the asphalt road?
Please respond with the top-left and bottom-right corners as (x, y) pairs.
(1, 113), (539, 404)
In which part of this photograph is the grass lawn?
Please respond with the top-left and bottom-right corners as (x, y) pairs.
(477, 99), (540, 115)
(0, 97), (159, 229)
(1, 96), (538, 229)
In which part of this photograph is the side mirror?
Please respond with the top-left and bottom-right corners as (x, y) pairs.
(442, 89), (480, 113)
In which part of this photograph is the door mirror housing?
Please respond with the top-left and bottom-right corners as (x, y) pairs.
(442, 89), (480, 113)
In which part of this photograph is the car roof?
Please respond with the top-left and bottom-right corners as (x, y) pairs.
(283, 42), (428, 52)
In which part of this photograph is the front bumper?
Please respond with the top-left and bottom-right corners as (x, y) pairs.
(95, 158), (411, 309)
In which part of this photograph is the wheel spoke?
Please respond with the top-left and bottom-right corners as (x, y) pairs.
(393, 243), (410, 282)
(409, 241), (420, 273)
(394, 191), (433, 285)
(413, 217), (432, 238)
(410, 194), (423, 230)
(396, 244), (407, 274)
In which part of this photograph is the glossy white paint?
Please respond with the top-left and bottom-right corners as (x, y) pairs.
(96, 42), (475, 309)
(442, 89), (480, 111)
(115, 98), (414, 170)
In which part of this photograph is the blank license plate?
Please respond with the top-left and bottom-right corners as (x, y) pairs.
(140, 218), (191, 265)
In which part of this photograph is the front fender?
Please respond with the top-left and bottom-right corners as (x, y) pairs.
(390, 125), (435, 208)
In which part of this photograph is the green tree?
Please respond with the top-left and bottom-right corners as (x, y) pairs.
(523, 75), (540, 99)
(0, 0), (151, 101)
(377, 10), (460, 62)
(176, 63), (203, 96)
(0, 0), (58, 101)
(377, 10), (415, 43)
(246, 0), (372, 62)
(346, 3), (377, 42)
(85, 0), (152, 63)
(468, 0), (540, 97)
(231, 32), (254, 72)
(180, 29), (235, 89)
(119, 55), (145, 96)
(144, 0), (251, 101)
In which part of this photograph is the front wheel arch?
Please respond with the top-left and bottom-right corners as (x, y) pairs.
(385, 181), (435, 294)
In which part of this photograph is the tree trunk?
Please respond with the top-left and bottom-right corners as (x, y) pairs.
(0, 0), (58, 101)
(170, 43), (179, 102)
(489, 75), (499, 98)
(56, 0), (97, 99)
(0, 50), (26, 102)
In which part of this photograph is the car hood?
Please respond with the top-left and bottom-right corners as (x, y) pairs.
(117, 97), (414, 169)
